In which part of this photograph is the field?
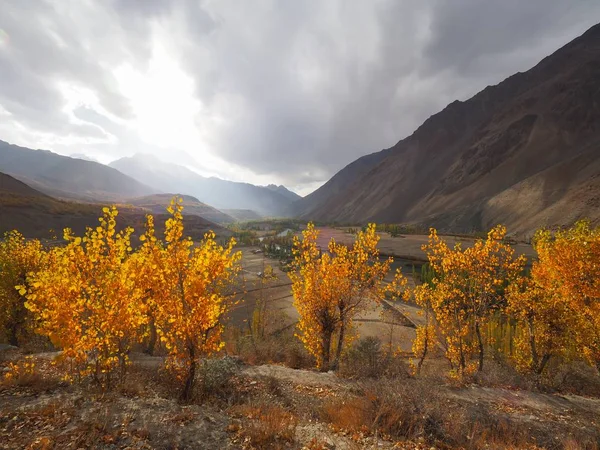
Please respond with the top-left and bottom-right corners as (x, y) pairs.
(227, 226), (538, 356)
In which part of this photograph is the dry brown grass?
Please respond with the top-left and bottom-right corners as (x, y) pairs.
(229, 402), (298, 449)
(231, 329), (315, 370)
(320, 378), (583, 449)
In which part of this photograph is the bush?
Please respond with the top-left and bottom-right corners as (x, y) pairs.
(197, 356), (242, 401)
(338, 336), (408, 379)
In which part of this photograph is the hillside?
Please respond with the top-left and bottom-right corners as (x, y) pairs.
(296, 23), (600, 236)
(128, 194), (235, 224)
(221, 208), (263, 222)
(265, 184), (301, 202)
(0, 140), (155, 202)
(110, 154), (297, 217)
(0, 172), (229, 240)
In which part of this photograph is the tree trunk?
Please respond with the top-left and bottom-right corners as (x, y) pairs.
(536, 353), (551, 375)
(321, 332), (332, 372)
(146, 317), (157, 356)
(182, 345), (196, 401)
(528, 319), (539, 372)
(416, 328), (429, 375)
(332, 321), (346, 371)
(458, 337), (466, 372)
(475, 321), (484, 372)
(8, 322), (19, 347)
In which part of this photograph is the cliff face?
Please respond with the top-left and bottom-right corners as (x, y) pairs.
(296, 24), (600, 235)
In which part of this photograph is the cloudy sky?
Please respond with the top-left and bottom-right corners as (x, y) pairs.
(0, 1), (598, 195)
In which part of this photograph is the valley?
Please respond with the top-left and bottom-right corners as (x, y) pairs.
(1, 14), (600, 450)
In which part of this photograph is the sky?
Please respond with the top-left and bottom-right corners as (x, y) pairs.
(0, 1), (599, 196)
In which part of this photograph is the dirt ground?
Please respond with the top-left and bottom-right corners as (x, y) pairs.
(2, 350), (599, 449)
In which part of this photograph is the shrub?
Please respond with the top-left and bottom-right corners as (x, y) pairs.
(339, 336), (409, 379)
(230, 403), (298, 449)
(197, 356), (242, 401)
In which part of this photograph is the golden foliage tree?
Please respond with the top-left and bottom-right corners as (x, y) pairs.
(531, 220), (600, 372)
(22, 207), (145, 387)
(289, 223), (408, 372)
(0, 231), (46, 346)
(129, 214), (164, 356)
(506, 275), (573, 374)
(421, 226), (525, 377)
(150, 198), (241, 400)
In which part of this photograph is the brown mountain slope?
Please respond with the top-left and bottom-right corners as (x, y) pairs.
(0, 140), (156, 202)
(0, 172), (230, 240)
(128, 194), (235, 224)
(296, 23), (600, 236)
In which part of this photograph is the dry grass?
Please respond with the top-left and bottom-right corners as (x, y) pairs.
(229, 402), (298, 449)
(231, 329), (315, 370)
(320, 378), (586, 449)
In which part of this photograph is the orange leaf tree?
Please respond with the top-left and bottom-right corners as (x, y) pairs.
(152, 198), (241, 400)
(531, 220), (600, 372)
(0, 231), (46, 346)
(22, 207), (145, 387)
(129, 214), (164, 356)
(506, 275), (573, 375)
(289, 223), (408, 372)
(421, 226), (525, 377)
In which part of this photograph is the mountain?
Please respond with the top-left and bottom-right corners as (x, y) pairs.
(295, 23), (600, 237)
(128, 194), (235, 224)
(0, 172), (229, 240)
(222, 209), (262, 222)
(70, 153), (99, 163)
(110, 154), (297, 217)
(0, 140), (155, 202)
(266, 184), (301, 202)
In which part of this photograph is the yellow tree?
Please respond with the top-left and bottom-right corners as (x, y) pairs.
(506, 275), (573, 374)
(153, 198), (241, 400)
(422, 226), (525, 376)
(0, 231), (46, 346)
(22, 207), (145, 387)
(532, 220), (600, 371)
(289, 223), (408, 372)
(129, 214), (164, 356)
(411, 283), (437, 375)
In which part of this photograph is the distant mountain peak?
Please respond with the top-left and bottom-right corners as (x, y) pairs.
(70, 153), (99, 163)
(109, 156), (299, 216)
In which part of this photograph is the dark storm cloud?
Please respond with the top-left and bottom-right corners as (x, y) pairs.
(0, 0), (599, 191)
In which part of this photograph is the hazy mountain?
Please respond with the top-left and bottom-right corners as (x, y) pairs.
(221, 209), (262, 222)
(295, 23), (600, 237)
(128, 194), (235, 224)
(0, 172), (229, 239)
(110, 154), (297, 217)
(0, 140), (155, 202)
(266, 184), (301, 202)
(70, 153), (99, 163)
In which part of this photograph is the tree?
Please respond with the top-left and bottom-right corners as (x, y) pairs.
(129, 214), (164, 356)
(22, 207), (145, 387)
(421, 226), (525, 377)
(289, 223), (408, 372)
(506, 275), (573, 375)
(531, 221), (600, 372)
(410, 279), (437, 375)
(0, 231), (46, 346)
(152, 198), (241, 400)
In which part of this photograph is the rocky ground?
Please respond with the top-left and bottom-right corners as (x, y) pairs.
(1, 347), (599, 449)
